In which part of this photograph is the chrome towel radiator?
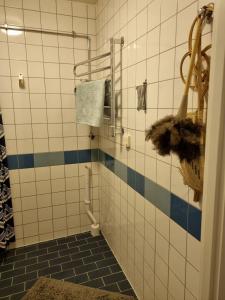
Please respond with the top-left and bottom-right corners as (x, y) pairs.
(73, 37), (124, 137)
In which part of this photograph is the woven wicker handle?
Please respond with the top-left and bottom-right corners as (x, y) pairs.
(177, 16), (202, 120)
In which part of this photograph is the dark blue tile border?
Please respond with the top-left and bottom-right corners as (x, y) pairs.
(34, 152), (50, 168)
(78, 149), (91, 163)
(171, 193), (188, 231)
(64, 151), (78, 165)
(7, 148), (202, 240)
(18, 154), (34, 169)
(127, 167), (136, 190)
(7, 155), (18, 170)
(135, 172), (145, 197)
(188, 205), (202, 240)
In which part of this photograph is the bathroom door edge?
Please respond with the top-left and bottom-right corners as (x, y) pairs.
(200, 1), (225, 300)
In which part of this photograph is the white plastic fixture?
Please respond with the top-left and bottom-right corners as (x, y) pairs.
(84, 166), (100, 237)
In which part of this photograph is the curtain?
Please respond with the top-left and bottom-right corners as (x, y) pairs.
(0, 112), (15, 250)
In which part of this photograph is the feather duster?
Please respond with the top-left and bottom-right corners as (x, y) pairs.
(146, 116), (203, 162)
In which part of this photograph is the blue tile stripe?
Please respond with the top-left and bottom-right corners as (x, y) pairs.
(98, 150), (202, 241)
(7, 149), (98, 170)
(7, 148), (201, 240)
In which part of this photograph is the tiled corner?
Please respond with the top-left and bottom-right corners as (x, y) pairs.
(0, 232), (136, 300)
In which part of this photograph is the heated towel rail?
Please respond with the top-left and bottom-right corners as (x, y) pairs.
(73, 37), (124, 137)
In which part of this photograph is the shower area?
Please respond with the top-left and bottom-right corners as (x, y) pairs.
(0, 0), (218, 299)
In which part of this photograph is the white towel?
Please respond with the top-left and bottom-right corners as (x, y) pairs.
(75, 79), (105, 127)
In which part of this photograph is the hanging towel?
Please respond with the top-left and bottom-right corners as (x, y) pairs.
(136, 80), (147, 111)
(104, 79), (111, 118)
(75, 79), (105, 127)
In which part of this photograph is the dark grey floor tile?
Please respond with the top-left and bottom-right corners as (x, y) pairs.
(103, 272), (126, 285)
(25, 279), (37, 290)
(51, 269), (74, 280)
(71, 250), (91, 261)
(83, 253), (104, 264)
(38, 252), (59, 262)
(96, 257), (117, 268)
(122, 289), (137, 297)
(3, 254), (26, 265)
(76, 232), (92, 240)
(11, 291), (27, 300)
(100, 283), (120, 293)
(0, 278), (12, 289)
(26, 261), (49, 273)
(59, 247), (79, 257)
(47, 243), (68, 253)
(66, 273), (88, 284)
(0, 232), (136, 299)
(14, 258), (37, 269)
(110, 264), (122, 273)
(88, 267), (111, 280)
(61, 259), (83, 270)
(0, 263), (13, 272)
(74, 262), (97, 275)
(0, 283), (24, 297)
(16, 245), (37, 255)
(38, 240), (57, 250)
(86, 235), (104, 243)
(38, 265), (61, 276)
(98, 240), (108, 246)
(91, 245), (110, 254)
(82, 278), (104, 288)
(13, 271), (37, 285)
(68, 239), (87, 248)
(49, 255), (71, 266)
(1, 250), (16, 258)
(1, 267), (25, 280)
(103, 251), (114, 258)
(27, 248), (47, 258)
(79, 242), (98, 252)
(57, 235), (75, 245)
(118, 280), (132, 291)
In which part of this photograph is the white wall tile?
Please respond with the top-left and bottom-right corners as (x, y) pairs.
(41, 12), (57, 30)
(186, 263), (200, 298)
(6, 7), (23, 26)
(40, 0), (56, 13)
(24, 10), (41, 28)
(9, 43), (26, 60)
(148, 0), (160, 31)
(169, 246), (186, 283)
(23, 0), (40, 11)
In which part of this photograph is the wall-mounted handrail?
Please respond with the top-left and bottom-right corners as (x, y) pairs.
(73, 51), (111, 76)
(74, 66), (111, 78)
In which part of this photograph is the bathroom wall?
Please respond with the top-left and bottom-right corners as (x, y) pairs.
(96, 0), (213, 299)
(0, 0), (99, 247)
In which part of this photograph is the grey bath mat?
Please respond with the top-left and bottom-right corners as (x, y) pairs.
(22, 277), (135, 300)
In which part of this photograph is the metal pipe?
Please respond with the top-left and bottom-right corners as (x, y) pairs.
(0, 24), (90, 41)
(110, 38), (116, 137)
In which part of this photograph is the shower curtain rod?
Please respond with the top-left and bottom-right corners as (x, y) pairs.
(0, 24), (90, 41)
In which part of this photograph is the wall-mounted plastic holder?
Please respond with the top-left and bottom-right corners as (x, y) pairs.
(136, 79), (147, 111)
(124, 133), (131, 150)
(19, 73), (25, 89)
